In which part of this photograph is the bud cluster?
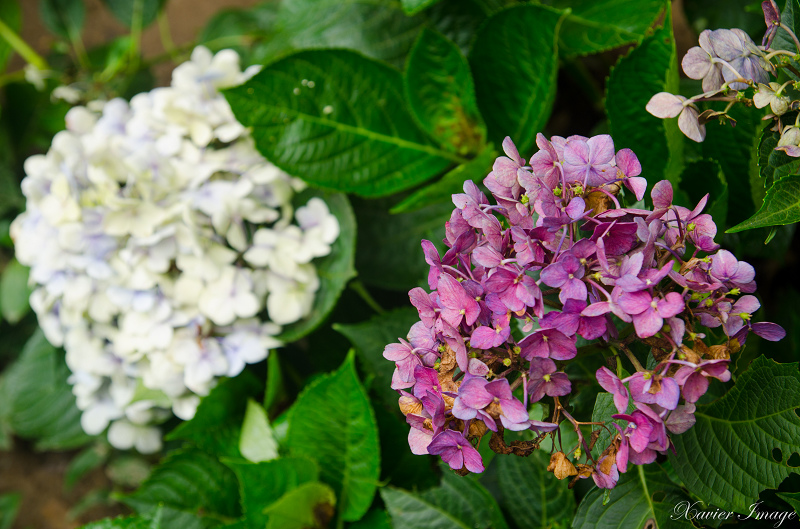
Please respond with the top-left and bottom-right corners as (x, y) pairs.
(383, 134), (785, 487)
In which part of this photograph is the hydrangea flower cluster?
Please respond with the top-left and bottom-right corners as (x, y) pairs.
(647, 0), (800, 152)
(383, 134), (785, 487)
(11, 47), (339, 453)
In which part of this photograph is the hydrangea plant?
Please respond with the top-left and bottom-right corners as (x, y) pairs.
(384, 134), (786, 487)
(11, 46), (340, 452)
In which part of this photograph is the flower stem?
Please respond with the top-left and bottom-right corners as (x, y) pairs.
(0, 18), (48, 70)
(350, 280), (384, 315)
(613, 344), (645, 372)
(157, 6), (177, 61)
(779, 22), (800, 53)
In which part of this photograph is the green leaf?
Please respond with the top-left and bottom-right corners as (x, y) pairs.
(590, 392), (628, 461)
(493, 451), (575, 529)
(391, 143), (496, 214)
(226, 50), (458, 197)
(0, 0), (21, 73)
(606, 2), (683, 191)
(777, 492), (800, 515)
(402, 0), (440, 15)
(683, 0), (766, 40)
(405, 28), (486, 155)
(4, 329), (90, 449)
(167, 371), (261, 459)
(278, 190), (356, 342)
(353, 197), (451, 291)
(39, 0), (85, 39)
(0, 259), (31, 324)
(758, 128), (800, 189)
(0, 493), (20, 529)
(670, 356), (800, 513)
(346, 508), (393, 529)
(469, 5), (566, 153)
(285, 350), (380, 522)
(551, 0), (665, 57)
(79, 508), (163, 529)
(334, 307), (420, 411)
(381, 472), (509, 529)
(773, 0), (800, 79)
(263, 482), (336, 529)
(226, 457), (319, 529)
(727, 175), (800, 233)
(678, 160), (728, 228)
(199, 4), (277, 60)
(573, 465), (694, 528)
(123, 448), (241, 527)
(259, 0), (426, 68)
(239, 399), (279, 464)
(102, 0), (165, 28)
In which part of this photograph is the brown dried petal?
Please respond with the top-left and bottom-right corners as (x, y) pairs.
(548, 451), (578, 480)
(399, 395), (423, 416)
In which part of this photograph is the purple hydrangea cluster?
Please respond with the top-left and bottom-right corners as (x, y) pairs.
(647, 0), (800, 153)
(383, 134), (785, 488)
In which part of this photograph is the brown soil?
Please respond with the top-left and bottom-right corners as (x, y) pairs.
(0, 441), (127, 529)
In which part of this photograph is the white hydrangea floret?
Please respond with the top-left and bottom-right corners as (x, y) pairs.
(11, 46), (340, 454)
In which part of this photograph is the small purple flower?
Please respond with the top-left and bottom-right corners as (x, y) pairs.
(519, 328), (577, 361)
(427, 430), (485, 473)
(596, 367), (629, 414)
(562, 134), (616, 186)
(762, 0), (781, 48)
(528, 358), (571, 402)
(709, 249), (756, 293)
(529, 133), (562, 189)
(615, 148), (646, 201)
(470, 311), (511, 349)
(541, 253), (587, 303)
(613, 410), (654, 453)
(409, 287), (438, 327)
(384, 339), (422, 389)
(539, 299), (607, 340)
(617, 291), (685, 338)
(406, 415), (434, 455)
(646, 93), (706, 142)
(681, 30), (726, 91)
(674, 359), (731, 403)
(628, 371), (680, 410)
(592, 455), (619, 489)
(437, 273), (480, 327)
(722, 295), (761, 337)
(411, 366), (442, 400)
(452, 376), (497, 430)
(489, 137), (526, 188)
(485, 378), (532, 431)
(484, 267), (542, 314)
(665, 403), (696, 434)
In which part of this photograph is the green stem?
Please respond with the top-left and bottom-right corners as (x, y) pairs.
(157, 6), (177, 60)
(0, 18), (48, 70)
(68, 26), (90, 70)
(127, 0), (145, 73)
(614, 344), (645, 373)
(350, 280), (384, 315)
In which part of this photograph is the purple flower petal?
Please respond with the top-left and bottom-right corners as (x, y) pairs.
(646, 92), (686, 118)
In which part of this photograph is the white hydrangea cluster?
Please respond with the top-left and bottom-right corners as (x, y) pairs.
(11, 47), (339, 453)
